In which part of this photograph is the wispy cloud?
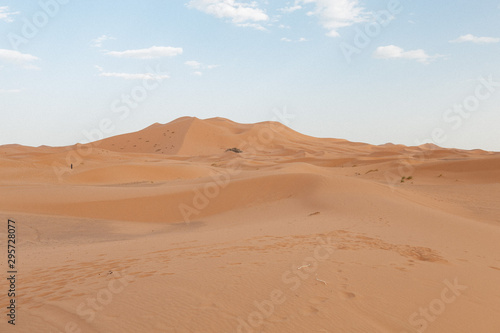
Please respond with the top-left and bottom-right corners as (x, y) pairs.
(450, 34), (500, 44)
(298, 0), (369, 37)
(185, 60), (202, 69)
(0, 49), (40, 69)
(373, 45), (443, 64)
(281, 37), (308, 42)
(279, 5), (302, 13)
(184, 60), (219, 76)
(0, 89), (21, 94)
(91, 34), (115, 48)
(105, 46), (183, 59)
(0, 6), (19, 23)
(187, 0), (269, 30)
(95, 65), (170, 80)
(235, 22), (268, 31)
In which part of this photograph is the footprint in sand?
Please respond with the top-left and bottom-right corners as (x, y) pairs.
(299, 305), (319, 316)
(308, 296), (329, 304)
(339, 291), (356, 300)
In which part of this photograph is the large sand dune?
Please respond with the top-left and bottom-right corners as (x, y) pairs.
(1, 117), (499, 332)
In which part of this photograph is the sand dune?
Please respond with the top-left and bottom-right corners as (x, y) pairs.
(1, 117), (499, 332)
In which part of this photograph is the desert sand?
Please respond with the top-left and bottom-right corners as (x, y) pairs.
(1, 116), (499, 332)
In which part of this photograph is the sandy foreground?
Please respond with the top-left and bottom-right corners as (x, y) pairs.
(0, 117), (499, 333)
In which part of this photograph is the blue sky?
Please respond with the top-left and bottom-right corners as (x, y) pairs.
(1, 0), (499, 151)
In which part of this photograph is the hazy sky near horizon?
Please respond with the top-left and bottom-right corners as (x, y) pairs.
(1, 0), (500, 151)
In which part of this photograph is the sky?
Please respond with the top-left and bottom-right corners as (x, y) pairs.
(1, 0), (499, 151)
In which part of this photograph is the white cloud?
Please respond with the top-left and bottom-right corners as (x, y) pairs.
(373, 45), (443, 64)
(91, 34), (115, 48)
(184, 61), (219, 76)
(0, 6), (19, 23)
(185, 60), (202, 69)
(0, 49), (39, 69)
(450, 34), (500, 44)
(187, 0), (269, 27)
(299, 0), (369, 37)
(0, 89), (21, 94)
(281, 37), (307, 42)
(105, 46), (183, 59)
(235, 22), (267, 31)
(95, 65), (170, 80)
(279, 5), (302, 13)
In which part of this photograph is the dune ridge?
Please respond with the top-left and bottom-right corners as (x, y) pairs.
(1, 116), (499, 333)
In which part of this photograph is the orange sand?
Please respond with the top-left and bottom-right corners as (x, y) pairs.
(0, 117), (499, 332)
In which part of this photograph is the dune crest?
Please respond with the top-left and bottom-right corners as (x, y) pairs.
(1, 117), (499, 333)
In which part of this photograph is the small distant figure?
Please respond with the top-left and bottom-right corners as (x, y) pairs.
(70, 164), (73, 169)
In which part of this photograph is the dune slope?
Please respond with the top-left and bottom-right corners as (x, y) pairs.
(0, 117), (499, 333)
